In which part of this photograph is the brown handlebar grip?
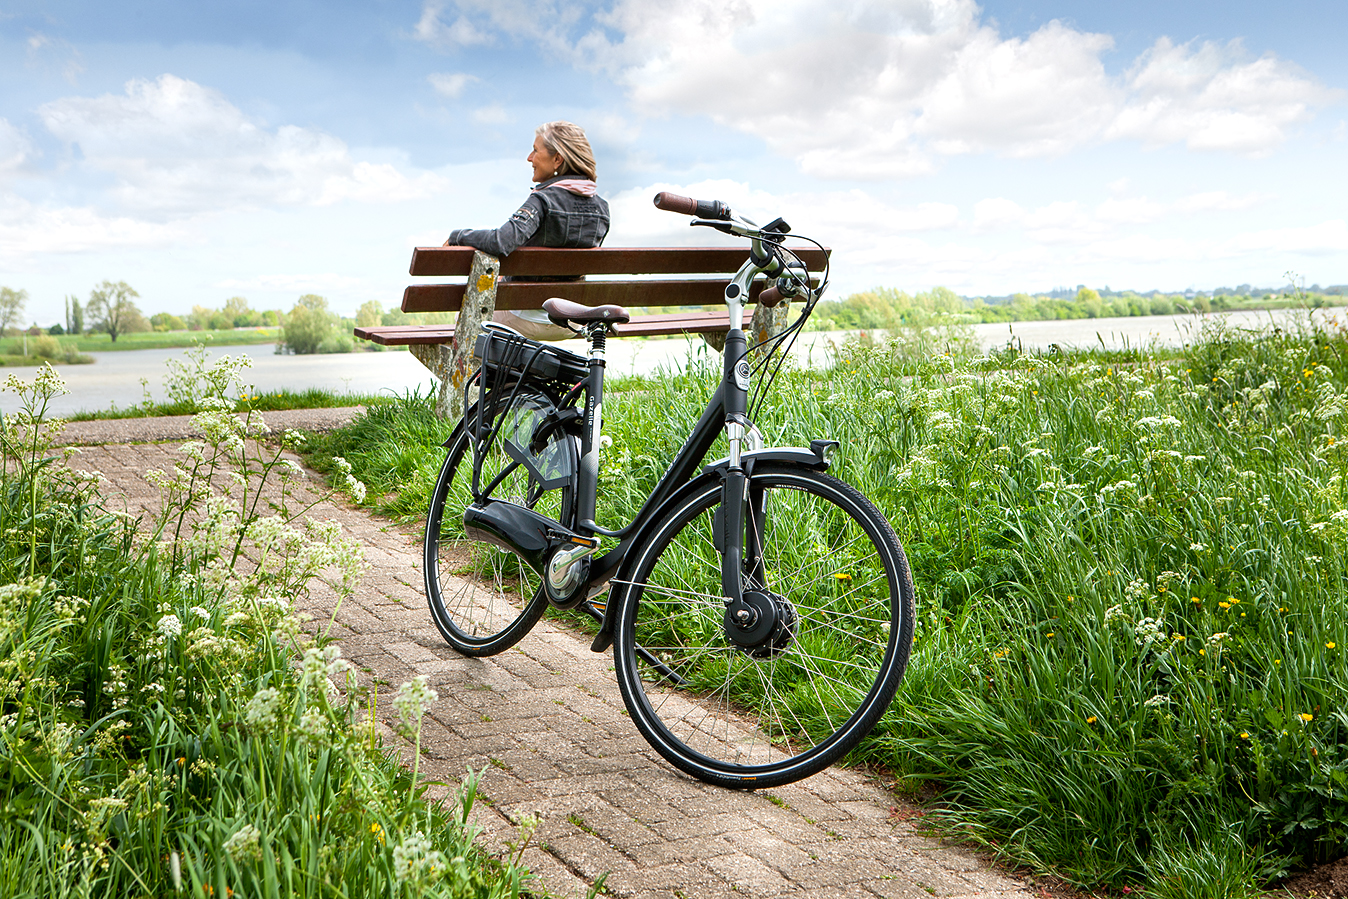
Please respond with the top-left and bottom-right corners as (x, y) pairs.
(653, 192), (698, 215)
(758, 286), (785, 307)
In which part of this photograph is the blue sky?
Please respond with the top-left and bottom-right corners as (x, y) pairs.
(1, 0), (1345, 325)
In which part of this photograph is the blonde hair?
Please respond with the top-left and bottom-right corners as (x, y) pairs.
(536, 121), (597, 182)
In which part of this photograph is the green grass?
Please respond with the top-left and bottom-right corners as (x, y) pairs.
(0, 352), (94, 367)
(0, 369), (526, 898)
(39, 328), (284, 352)
(320, 312), (1348, 896)
(65, 387), (394, 422)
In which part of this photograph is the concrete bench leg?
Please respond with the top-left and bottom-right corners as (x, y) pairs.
(408, 250), (500, 420)
(702, 301), (790, 354)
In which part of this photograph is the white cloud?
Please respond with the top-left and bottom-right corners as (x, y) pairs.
(1224, 220), (1348, 256)
(428, 72), (478, 98)
(472, 105), (510, 125)
(971, 189), (1272, 237)
(26, 32), (85, 84)
(38, 74), (452, 218)
(973, 198), (1025, 231)
(215, 273), (367, 293)
(1106, 38), (1337, 155)
(0, 119), (32, 176)
(414, 1), (492, 46)
(446, 0), (1336, 179)
(0, 194), (182, 262)
(412, 0), (590, 58)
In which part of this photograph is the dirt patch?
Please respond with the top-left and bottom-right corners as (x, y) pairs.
(1278, 856), (1348, 898)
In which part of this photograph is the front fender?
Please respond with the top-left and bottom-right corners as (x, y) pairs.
(586, 443), (837, 653)
(700, 440), (838, 476)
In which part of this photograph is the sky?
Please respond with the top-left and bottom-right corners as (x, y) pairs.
(1, 0), (1346, 326)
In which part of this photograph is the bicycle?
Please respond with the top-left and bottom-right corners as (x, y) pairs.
(422, 192), (915, 789)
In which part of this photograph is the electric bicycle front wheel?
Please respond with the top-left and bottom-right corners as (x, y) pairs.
(613, 463), (914, 788)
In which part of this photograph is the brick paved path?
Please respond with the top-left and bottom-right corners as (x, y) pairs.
(71, 428), (1038, 899)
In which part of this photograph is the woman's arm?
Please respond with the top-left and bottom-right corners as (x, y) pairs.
(444, 194), (545, 256)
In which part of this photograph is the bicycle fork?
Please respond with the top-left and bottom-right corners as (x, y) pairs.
(718, 328), (771, 638)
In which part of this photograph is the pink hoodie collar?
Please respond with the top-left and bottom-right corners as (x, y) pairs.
(536, 178), (598, 197)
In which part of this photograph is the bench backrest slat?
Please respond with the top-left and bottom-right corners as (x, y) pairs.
(402, 279), (818, 314)
(408, 246), (830, 277)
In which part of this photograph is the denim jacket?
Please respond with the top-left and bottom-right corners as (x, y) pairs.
(447, 176), (610, 257)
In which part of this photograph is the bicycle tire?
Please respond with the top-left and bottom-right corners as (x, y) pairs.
(613, 464), (914, 788)
(424, 390), (576, 656)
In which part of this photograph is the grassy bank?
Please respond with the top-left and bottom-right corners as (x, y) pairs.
(66, 386), (392, 422)
(319, 314), (1348, 896)
(0, 367), (526, 898)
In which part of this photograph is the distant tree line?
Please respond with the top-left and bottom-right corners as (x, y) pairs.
(810, 284), (1348, 331)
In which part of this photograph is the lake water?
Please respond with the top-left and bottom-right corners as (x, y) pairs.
(3, 307), (1332, 417)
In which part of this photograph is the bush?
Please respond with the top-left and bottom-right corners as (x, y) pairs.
(279, 294), (336, 354)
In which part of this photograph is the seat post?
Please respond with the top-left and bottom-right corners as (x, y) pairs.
(577, 323), (609, 533)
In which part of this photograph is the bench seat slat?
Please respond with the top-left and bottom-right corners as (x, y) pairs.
(354, 308), (752, 346)
(409, 246), (830, 277)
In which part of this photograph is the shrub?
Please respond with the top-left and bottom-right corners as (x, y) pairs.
(279, 294), (336, 355)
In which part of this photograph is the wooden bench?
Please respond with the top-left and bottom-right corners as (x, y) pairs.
(354, 245), (829, 417)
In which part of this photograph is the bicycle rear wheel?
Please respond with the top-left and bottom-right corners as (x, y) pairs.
(424, 389), (576, 656)
(613, 463), (914, 788)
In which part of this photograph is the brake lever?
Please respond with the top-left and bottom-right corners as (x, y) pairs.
(690, 218), (736, 235)
(691, 218), (760, 238)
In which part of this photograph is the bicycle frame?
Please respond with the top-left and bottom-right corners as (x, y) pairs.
(465, 216), (830, 653)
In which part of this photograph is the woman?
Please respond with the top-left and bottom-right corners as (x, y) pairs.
(445, 121), (610, 340)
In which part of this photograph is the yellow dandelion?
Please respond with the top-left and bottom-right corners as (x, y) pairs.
(1299, 713), (1314, 723)
(1274, 659), (1282, 665)
(1066, 595), (1075, 602)
(1172, 634), (1186, 641)
(1328, 642), (1337, 649)
(1219, 601), (1231, 609)
(1086, 716), (1097, 724)
(1046, 632), (1055, 638)
(1239, 732), (1249, 739)
(1191, 596), (1201, 604)
(1199, 648), (1206, 656)
(834, 572), (852, 582)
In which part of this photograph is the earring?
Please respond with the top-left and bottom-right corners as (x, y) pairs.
(553, 168), (559, 177)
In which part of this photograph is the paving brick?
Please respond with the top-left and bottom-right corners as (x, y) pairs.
(73, 430), (1041, 899)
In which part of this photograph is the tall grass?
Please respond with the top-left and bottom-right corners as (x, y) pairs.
(325, 315), (1348, 895)
(0, 365), (526, 897)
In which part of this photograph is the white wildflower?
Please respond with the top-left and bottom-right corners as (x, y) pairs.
(393, 675), (439, 738)
(157, 614), (183, 638)
(1133, 617), (1166, 649)
(244, 687), (283, 731)
(392, 831), (446, 890)
(223, 823), (263, 863)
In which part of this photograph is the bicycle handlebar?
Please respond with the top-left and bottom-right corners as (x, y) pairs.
(653, 191), (732, 221)
(654, 191), (822, 308)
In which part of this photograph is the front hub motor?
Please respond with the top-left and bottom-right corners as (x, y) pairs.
(724, 590), (796, 659)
